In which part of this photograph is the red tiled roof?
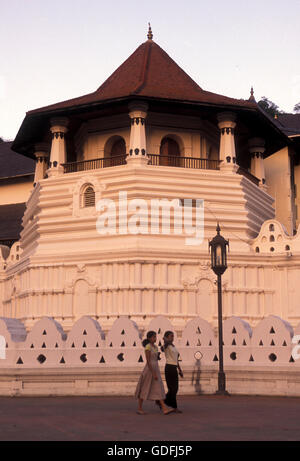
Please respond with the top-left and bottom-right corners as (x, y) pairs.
(28, 39), (256, 115)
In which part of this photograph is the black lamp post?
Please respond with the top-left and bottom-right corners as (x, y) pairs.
(209, 224), (229, 395)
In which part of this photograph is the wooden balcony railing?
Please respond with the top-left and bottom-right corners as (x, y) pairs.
(62, 155), (127, 173)
(237, 166), (260, 186)
(62, 154), (220, 173)
(62, 155), (261, 187)
(147, 154), (220, 170)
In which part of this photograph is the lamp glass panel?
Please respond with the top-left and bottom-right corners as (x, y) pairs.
(216, 245), (222, 266)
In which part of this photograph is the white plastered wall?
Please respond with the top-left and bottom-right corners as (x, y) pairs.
(0, 181), (33, 205)
(265, 147), (294, 234)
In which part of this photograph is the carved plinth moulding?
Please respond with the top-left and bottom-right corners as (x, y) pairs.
(181, 262), (228, 289)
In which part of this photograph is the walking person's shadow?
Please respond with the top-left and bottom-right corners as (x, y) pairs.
(191, 351), (203, 395)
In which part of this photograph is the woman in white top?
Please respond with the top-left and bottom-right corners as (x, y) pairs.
(161, 331), (184, 413)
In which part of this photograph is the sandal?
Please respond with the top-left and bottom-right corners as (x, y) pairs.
(136, 410), (146, 415)
(163, 408), (175, 415)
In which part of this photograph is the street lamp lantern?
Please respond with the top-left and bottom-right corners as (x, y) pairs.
(209, 224), (229, 276)
(209, 224), (229, 396)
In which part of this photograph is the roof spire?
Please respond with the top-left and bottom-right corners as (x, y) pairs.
(249, 86), (256, 102)
(147, 23), (153, 40)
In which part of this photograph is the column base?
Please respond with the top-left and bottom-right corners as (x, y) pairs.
(220, 161), (239, 173)
(215, 371), (230, 395)
(46, 166), (65, 178)
(126, 155), (149, 167)
(259, 183), (268, 193)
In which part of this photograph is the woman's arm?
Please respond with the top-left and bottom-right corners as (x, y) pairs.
(177, 354), (184, 378)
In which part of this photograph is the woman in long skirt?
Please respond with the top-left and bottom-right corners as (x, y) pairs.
(135, 331), (174, 415)
(161, 330), (183, 413)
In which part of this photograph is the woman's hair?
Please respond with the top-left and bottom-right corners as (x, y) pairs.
(142, 331), (156, 348)
(161, 331), (174, 352)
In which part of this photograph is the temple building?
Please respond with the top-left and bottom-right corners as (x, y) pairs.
(1, 27), (300, 334)
(0, 140), (35, 248)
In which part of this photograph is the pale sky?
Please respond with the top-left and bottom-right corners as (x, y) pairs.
(1, 0), (300, 140)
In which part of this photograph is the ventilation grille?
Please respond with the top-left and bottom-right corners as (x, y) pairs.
(83, 186), (95, 208)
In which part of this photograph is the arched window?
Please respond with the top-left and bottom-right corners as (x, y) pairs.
(104, 136), (126, 167)
(110, 138), (126, 157)
(82, 185), (95, 208)
(160, 137), (181, 166)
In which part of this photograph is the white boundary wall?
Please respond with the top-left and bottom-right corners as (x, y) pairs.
(0, 315), (300, 397)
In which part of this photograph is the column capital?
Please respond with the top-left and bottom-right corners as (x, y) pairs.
(248, 137), (265, 147)
(128, 101), (149, 112)
(217, 112), (237, 130)
(128, 101), (149, 120)
(34, 143), (50, 159)
(50, 117), (69, 135)
(35, 152), (49, 163)
(248, 137), (266, 155)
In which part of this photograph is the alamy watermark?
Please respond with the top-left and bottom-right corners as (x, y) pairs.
(96, 191), (204, 246)
(0, 335), (5, 360)
(292, 336), (300, 361)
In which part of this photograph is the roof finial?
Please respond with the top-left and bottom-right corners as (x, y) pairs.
(249, 86), (256, 102)
(147, 23), (153, 40)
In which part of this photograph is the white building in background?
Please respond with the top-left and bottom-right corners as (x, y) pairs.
(1, 27), (300, 335)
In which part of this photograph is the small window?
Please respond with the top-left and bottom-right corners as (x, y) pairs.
(269, 224), (275, 232)
(255, 247), (260, 253)
(270, 235), (275, 242)
(82, 185), (95, 208)
(286, 245), (290, 251)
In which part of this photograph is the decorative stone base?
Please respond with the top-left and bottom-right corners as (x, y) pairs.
(0, 365), (300, 397)
(0, 314), (300, 397)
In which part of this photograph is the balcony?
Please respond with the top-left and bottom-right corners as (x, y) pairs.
(62, 154), (220, 174)
(62, 155), (127, 173)
(147, 154), (220, 170)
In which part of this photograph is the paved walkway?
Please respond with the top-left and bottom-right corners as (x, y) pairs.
(0, 395), (300, 441)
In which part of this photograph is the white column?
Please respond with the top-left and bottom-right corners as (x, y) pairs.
(127, 102), (148, 165)
(249, 137), (267, 191)
(217, 112), (238, 172)
(47, 117), (69, 177)
(34, 143), (49, 185)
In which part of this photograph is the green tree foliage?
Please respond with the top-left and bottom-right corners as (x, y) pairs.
(257, 97), (284, 117)
(294, 103), (300, 113)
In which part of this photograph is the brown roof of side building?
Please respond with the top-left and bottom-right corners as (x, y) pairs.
(275, 114), (300, 137)
(0, 203), (26, 247)
(0, 141), (35, 179)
